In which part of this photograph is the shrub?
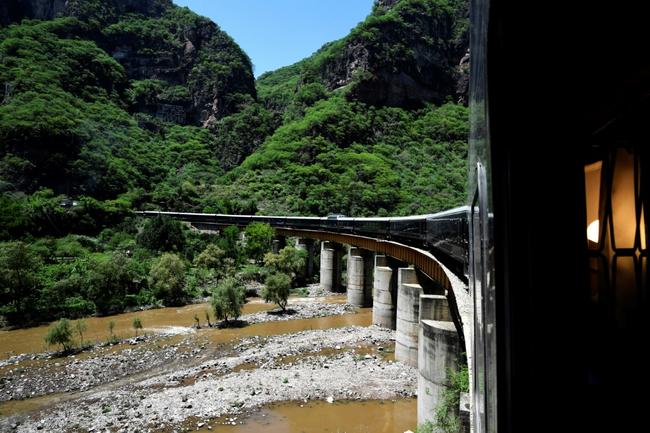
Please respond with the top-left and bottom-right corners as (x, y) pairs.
(262, 272), (292, 311)
(194, 243), (226, 275)
(263, 245), (307, 283)
(74, 319), (87, 347)
(211, 277), (246, 323)
(148, 253), (187, 305)
(132, 317), (143, 337)
(44, 318), (74, 352)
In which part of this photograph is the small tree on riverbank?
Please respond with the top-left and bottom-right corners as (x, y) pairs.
(132, 317), (143, 337)
(75, 319), (87, 347)
(211, 277), (246, 324)
(44, 318), (73, 352)
(262, 272), (292, 311)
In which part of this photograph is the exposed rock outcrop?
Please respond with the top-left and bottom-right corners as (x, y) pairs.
(317, 0), (469, 108)
(0, 0), (66, 25)
(0, 0), (256, 126)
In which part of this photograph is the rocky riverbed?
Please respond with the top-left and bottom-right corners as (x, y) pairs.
(0, 298), (416, 433)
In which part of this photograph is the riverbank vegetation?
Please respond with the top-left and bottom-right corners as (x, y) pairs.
(0, 217), (291, 328)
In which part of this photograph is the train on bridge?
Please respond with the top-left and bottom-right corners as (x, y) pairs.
(138, 206), (469, 279)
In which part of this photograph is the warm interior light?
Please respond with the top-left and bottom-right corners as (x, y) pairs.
(587, 220), (600, 243)
(641, 205), (646, 251)
(584, 161), (603, 246)
(611, 149), (636, 249)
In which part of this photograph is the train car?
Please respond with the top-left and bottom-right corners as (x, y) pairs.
(252, 215), (287, 228)
(388, 215), (428, 245)
(352, 217), (391, 239)
(320, 214), (355, 233)
(284, 216), (322, 231)
(424, 206), (469, 278)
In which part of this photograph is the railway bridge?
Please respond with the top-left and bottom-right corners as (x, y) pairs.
(139, 209), (472, 427)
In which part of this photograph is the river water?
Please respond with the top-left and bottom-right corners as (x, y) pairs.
(204, 399), (417, 433)
(0, 300), (274, 359)
(0, 296), (415, 432)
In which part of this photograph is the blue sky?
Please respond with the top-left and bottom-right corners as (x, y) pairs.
(172, 0), (375, 77)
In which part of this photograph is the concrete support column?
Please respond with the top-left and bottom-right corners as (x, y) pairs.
(320, 241), (343, 292)
(395, 267), (423, 367)
(372, 255), (398, 329)
(417, 320), (460, 425)
(271, 236), (286, 254)
(296, 238), (317, 279)
(346, 247), (375, 307)
(271, 239), (281, 254)
(420, 294), (451, 322)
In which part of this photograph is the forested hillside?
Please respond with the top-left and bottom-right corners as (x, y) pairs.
(0, 0), (469, 323)
(217, 0), (469, 216)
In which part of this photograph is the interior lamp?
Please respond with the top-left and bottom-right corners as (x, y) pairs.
(584, 146), (646, 327)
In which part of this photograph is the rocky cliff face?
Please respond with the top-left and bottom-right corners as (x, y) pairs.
(0, 0), (66, 25)
(0, 0), (256, 126)
(0, 0), (171, 25)
(320, 0), (469, 107)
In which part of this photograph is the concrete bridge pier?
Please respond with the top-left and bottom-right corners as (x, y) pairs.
(296, 238), (317, 279)
(346, 247), (375, 307)
(395, 267), (423, 367)
(372, 255), (402, 329)
(417, 293), (459, 425)
(320, 241), (343, 292)
(271, 236), (287, 254)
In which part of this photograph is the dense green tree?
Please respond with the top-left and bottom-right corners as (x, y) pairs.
(262, 272), (292, 311)
(0, 241), (41, 317)
(86, 252), (135, 315)
(211, 276), (246, 324)
(263, 246), (307, 285)
(194, 244), (226, 271)
(44, 318), (74, 352)
(148, 253), (186, 305)
(218, 226), (241, 262)
(244, 223), (274, 264)
(137, 215), (185, 252)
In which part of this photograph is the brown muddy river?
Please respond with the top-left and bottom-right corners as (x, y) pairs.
(0, 299), (275, 359)
(204, 308), (372, 345)
(0, 295), (414, 433)
(203, 399), (417, 433)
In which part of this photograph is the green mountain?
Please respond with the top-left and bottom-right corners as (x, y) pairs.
(0, 0), (469, 241)
(213, 0), (469, 216)
(0, 0), (267, 238)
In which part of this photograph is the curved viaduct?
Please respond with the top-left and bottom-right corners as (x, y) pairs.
(139, 211), (473, 426)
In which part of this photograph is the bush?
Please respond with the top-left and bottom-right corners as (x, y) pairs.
(244, 222), (274, 263)
(263, 245), (307, 283)
(132, 317), (143, 337)
(211, 277), (246, 323)
(148, 253), (187, 305)
(137, 215), (185, 253)
(194, 243), (226, 273)
(0, 241), (41, 318)
(432, 364), (469, 433)
(44, 318), (74, 352)
(262, 272), (292, 311)
(86, 252), (135, 315)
